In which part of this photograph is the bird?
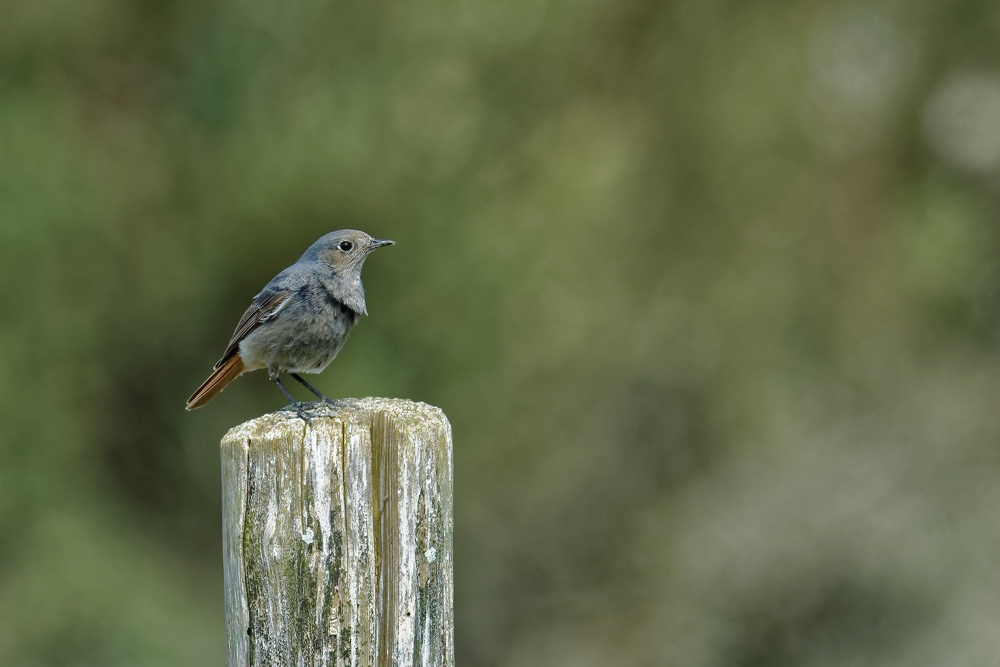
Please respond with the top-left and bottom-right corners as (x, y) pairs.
(186, 229), (394, 419)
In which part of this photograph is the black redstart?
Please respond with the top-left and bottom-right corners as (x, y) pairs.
(186, 230), (394, 418)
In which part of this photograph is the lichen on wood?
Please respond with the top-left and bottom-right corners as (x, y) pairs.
(221, 398), (454, 667)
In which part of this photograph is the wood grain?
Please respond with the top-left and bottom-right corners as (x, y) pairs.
(221, 398), (454, 667)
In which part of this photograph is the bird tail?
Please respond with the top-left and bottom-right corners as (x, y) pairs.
(186, 354), (245, 410)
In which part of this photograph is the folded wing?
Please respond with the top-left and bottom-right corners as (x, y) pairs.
(185, 289), (294, 410)
(216, 289), (294, 367)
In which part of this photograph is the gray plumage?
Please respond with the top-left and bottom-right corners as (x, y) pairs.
(186, 230), (394, 414)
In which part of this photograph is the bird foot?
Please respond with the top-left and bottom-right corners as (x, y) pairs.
(286, 402), (314, 424)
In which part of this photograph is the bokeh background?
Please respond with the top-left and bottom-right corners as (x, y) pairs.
(3, 0), (1000, 665)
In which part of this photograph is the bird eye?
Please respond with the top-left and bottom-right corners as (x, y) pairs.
(338, 241), (353, 252)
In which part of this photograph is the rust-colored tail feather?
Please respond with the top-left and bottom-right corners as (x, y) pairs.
(186, 354), (245, 410)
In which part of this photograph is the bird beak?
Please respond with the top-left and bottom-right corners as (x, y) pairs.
(370, 238), (395, 250)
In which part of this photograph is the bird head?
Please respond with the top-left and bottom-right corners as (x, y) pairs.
(306, 230), (395, 274)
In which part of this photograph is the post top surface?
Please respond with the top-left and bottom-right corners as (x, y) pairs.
(221, 397), (448, 447)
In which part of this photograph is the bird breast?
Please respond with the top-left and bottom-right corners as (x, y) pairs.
(238, 295), (359, 374)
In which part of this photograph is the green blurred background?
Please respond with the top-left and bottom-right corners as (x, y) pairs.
(3, 0), (1000, 664)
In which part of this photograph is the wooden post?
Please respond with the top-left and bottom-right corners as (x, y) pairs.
(220, 398), (454, 667)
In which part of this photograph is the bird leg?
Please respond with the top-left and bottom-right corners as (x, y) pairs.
(290, 373), (334, 404)
(270, 373), (312, 423)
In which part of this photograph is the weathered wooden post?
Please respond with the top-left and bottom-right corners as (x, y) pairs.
(220, 397), (454, 667)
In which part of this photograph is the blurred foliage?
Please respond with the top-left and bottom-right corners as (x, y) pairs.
(2, 0), (1000, 665)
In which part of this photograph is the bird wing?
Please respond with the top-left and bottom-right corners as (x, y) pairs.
(215, 289), (294, 367)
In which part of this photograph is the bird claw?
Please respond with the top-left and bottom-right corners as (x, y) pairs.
(288, 402), (313, 424)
